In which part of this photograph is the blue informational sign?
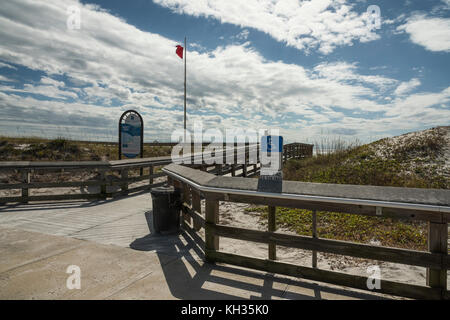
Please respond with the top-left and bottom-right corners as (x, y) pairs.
(258, 135), (284, 192)
(120, 113), (142, 158)
(261, 135), (283, 153)
(260, 135), (283, 176)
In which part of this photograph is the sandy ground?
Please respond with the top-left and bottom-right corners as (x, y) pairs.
(369, 126), (450, 178)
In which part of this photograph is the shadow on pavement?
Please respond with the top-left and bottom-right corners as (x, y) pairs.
(129, 211), (390, 300)
(0, 190), (149, 213)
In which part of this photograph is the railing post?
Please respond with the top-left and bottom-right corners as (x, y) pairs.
(268, 206), (276, 260)
(99, 169), (107, 200)
(121, 169), (128, 195)
(231, 164), (236, 177)
(312, 210), (318, 268)
(257, 143), (260, 164)
(426, 221), (448, 296)
(215, 164), (222, 176)
(242, 144), (249, 177)
(149, 165), (154, 186)
(21, 169), (30, 203)
(182, 183), (192, 225)
(192, 190), (202, 231)
(205, 198), (219, 263)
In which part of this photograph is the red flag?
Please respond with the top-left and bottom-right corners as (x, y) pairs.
(176, 45), (183, 59)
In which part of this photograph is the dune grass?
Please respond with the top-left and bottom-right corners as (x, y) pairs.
(0, 136), (172, 161)
(245, 206), (427, 251)
(284, 128), (448, 189)
(247, 128), (448, 250)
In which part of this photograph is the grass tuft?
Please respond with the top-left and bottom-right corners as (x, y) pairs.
(245, 206), (427, 251)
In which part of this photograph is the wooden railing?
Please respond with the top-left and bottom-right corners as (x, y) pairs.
(0, 157), (171, 203)
(0, 142), (312, 204)
(283, 143), (313, 163)
(163, 163), (450, 300)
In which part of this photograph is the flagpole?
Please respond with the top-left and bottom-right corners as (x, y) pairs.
(184, 36), (187, 142)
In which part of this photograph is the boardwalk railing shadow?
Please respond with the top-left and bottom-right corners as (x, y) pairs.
(0, 190), (150, 213)
(129, 210), (388, 300)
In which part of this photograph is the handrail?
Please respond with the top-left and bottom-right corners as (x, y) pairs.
(165, 164), (449, 300)
(0, 144), (258, 170)
(0, 142), (306, 203)
(0, 141), (311, 170)
(163, 166), (450, 214)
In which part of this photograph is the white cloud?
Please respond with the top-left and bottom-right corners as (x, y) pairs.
(0, 62), (17, 70)
(153, 0), (380, 54)
(313, 62), (398, 89)
(386, 87), (450, 117)
(0, 75), (15, 82)
(397, 15), (450, 52)
(0, 0), (448, 143)
(235, 29), (249, 41)
(394, 78), (421, 96)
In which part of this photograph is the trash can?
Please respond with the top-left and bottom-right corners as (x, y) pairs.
(150, 185), (181, 234)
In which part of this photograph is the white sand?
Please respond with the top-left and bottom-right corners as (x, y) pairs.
(369, 126), (450, 178)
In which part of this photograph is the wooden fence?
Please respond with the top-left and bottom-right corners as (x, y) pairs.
(163, 163), (450, 300)
(283, 142), (313, 163)
(0, 143), (312, 204)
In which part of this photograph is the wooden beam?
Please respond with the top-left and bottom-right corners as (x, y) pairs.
(191, 190), (203, 231)
(209, 223), (448, 269)
(182, 183), (192, 224)
(213, 192), (444, 223)
(205, 199), (219, 262)
(206, 250), (444, 300)
(99, 169), (107, 200)
(21, 169), (30, 204)
(149, 165), (154, 186)
(268, 206), (276, 260)
(427, 222), (448, 291)
(120, 169), (128, 195)
(182, 202), (205, 230)
(312, 209), (317, 268)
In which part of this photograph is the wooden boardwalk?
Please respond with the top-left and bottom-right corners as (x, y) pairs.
(0, 193), (398, 300)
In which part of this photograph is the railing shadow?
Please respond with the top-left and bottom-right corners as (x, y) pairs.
(129, 212), (390, 300)
(0, 189), (149, 213)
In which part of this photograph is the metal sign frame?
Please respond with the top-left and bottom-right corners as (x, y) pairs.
(118, 110), (144, 160)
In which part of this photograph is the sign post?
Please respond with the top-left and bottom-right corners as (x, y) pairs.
(258, 135), (283, 193)
(119, 110), (144, 160)
(258, 135), (283, 261)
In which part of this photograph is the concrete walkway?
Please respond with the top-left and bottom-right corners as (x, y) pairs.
(0, 192), (393, 300)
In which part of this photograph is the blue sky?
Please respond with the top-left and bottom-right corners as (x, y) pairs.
(0, 0), (449, 143)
